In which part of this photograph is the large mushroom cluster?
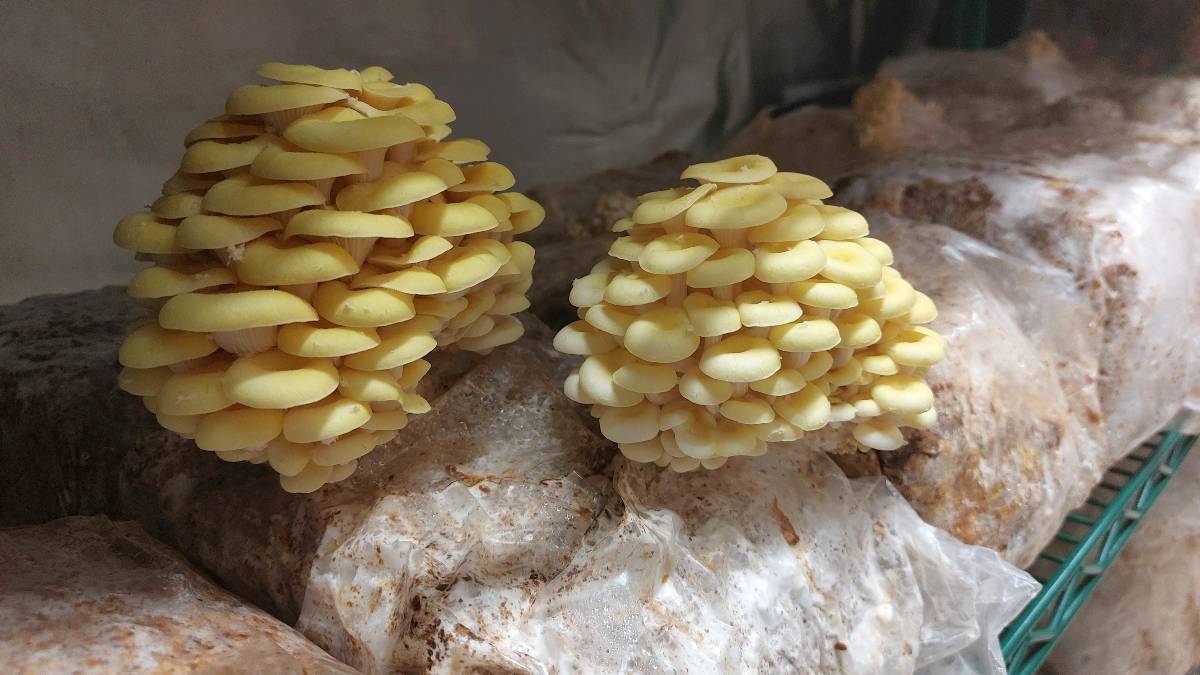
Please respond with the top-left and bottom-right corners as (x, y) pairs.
(113, 63), (541, 493)
(553, 155), (944, 471)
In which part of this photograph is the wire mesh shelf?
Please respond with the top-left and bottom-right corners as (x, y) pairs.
(1000, 413), (1198, 675)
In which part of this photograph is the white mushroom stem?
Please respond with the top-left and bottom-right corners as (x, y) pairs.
(279, 282), (317, 301)
(346, 147), (389, 184)
(645, 391), (678, 405)
(273, 208), (302, 224)
(732, 383), (748, 397)
(212, 326), (278, 355)
(379, 205), (414, 219)
(331, 236), (378, 265)
(785, 351), (811, 368)
(667, 275), (687, 305)
(770, 283), (789, 296)
(372, 400), (402, 411)
(898, 365), (917, 377)
(307, 178), (335, 200)
(829, 309), (843, 321)
(703, 336), (722, 350)
(262, 104), (325, 132)
(387, 142), (416, 164)
(832, 347), (853, 368)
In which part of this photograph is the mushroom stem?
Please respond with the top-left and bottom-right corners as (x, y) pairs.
(832, 347), (853, 368)
(667, 275), (687, 305)
(785, 351), (811, 368)
(279, 282), (317, 302)
(331, 236), (378, 265)
(212, 326), (278, 355)
(770, 283), (789, 296)
(387, 142), (415, 164)
(307, 177), (335, 200)
(732, 383), (748, 397)
(261, 104), (324, 132)
(345, 147), (388, 185)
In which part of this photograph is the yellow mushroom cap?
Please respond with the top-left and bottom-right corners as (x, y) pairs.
(203, 174), (325, 217)
(267, 437), (314, 476)
(747, 204), (825, 243)
(416, 138), (490, 163)
(416, 158), (466, 190)
(225, 83), (347, 115)
(159, 290), (318, 332)
(195, 407), (285, 452)
(577, 351), (643, 407)
(774, 384), (831, 431)
(604, 269), (672, 306)
(250, 141), (367, 180)
(118, 322), (217, 368)
(410, 201), (498, 237)
(684, 184), (788, 230)
(312, 429), (391, 466)
(859, 273), (917, 320)
(118, 366), (173, 397)
(815, 205), (869, 240)
(285, 209), (413, 239)
(554, 320), (617, 356)
(908, 291), (938, 324)
(583, 303), (637, 336)
(257, 62), (362, 91)
(277, 323), (380, 357)
(283, 396), (371, 443)
(632, 183), (716, 225)
(312, 280), (415, 327)
(754, 239), (826, 284)
(338, 368), (402, 401)
(856, 237), (894, 265)
(679, 367), (733, 406)
(853, 418), (906, 451)
(342, 326), (437, 370)
(351, 265), (447, 295)
(817, 240), (883, 289)
(427, 241), (506, 293)
(363, 408), (409, 431)
(860, 353), (899, 376)
(156, 367), (233, 416)
(699, 335), (781, 383)
(638, 232), (719, 275)
(184, 119), (265, 145)
(181, 135), (271, 174)
(623, 307), (700, 363)
(234, 238), (360, 286)
(279, 463), (334, 493)
(788, 280), (859, 310)
(284, 108), (423, 153)
(681, 154), (777, 184)
(797, 351), (834, 381)
(367, 235), (452, 268)
(454, 314), (525, 353)
(884, 328), (946, 367)
(223, 350), (340, 408)
(359, 81), (433, 109)
(619, 437), (666, 463)
(335, 163), (447, 212)
(598, 401), (661, 444)
(162, 172), (219, 196)
(175, 214), (282, 249)
(113, 213), (184, 254)
(612, 361), (678, 394)
(735, 291), (802, 327)
(685, 248), (756, 288)
(834, 312), (882, 349)
(448, 162), (515, 193)
(126, 264), (236, 299)
(871, 375), (935, 415)
(719, 398), (776, 425)
(150, 192), (204, 220)
(762, 172), (833, 200)
(768, 318), (841, 352)
(748, 368), (807, 396)
(683, 293), (741, 337)
(157, 412), (202, 435)
(393, 99), (457, 127)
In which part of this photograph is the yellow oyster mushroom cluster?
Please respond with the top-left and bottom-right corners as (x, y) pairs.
(554, 155), (943, 471)
(113, 62), (542, 493)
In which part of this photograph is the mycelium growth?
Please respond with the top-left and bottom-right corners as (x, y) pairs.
(114, 63), (541, 493)
(554, 155), (944, 471)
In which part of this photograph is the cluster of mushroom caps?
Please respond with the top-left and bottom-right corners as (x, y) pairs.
(113, 63), (541, 493)
(554, 155), (943, 471)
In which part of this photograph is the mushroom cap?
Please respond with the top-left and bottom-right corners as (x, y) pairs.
(234, 238), (360, 286)
(619, 437), (666, 463)
(871, 375), (935, 414)
(195, 407), (285, 451)
(162, 172), (220, 196)
(681, 154), (777, 184)
(286, 209), (413, 239)
(753, 417), (803, 442)
(223, 350), (340, 408)
(159, 290), (318, 332)
(367, 235), (452, 268)
(553, 320), (617, 356)
(250, 141), (367, 180)
(747, 204), (825, 243)
(184, 119), (265, 145)
(358, 81), (433, 109)
(283, 396), (371, 443)
(773, 384), (831, 431)
(719, 397), (776, 425)
(598, 401), (661, 444)
(410, 201), (498, 237)
(762, 172), (832, 200)
(612, 360), (678, 394)
(638, 232), (719, 275)
(570, 272), (613, 308)
(416, 138), (490, 163)
(150, 192), (204, 220)
(858, 273), (916, 319)
(788, 280), (859, 310)
(584, 303), (637, 336)
(393, 99), (457, 127)
(156, 366), (233, 416)
(817, 240), (883, 288)
(748, 368), (806, 396)
(311, 429), (391, 466)
(279, 462), (334, 493)
(735, 291), (803, 327)
(679, 367), (733, 406)
(699, 335), (781, 383)
(157, 412), (202, 435)
(826, 358), (863, 387)
(577, 351), (643, 408)
(266, 437), (314, 476)
(814, 205), (869, 240)
(225, 83), (347, 115)
(338, 368), (402, 401)
(352, 265), (447, 295)
(175, 214), (281, 249)
(603, 269), (672, 306)
(335, 163), (447, 212)
(203, 174), (325, 216)
(683, 293), (741, 337)
(126, 264), (236, 299)
(797, 350), (834, 380)
(609, 230), (658, 261)
(855, 237), (894, 265)
(342, 326), (437, 370)
(768, 318), (841, 352)
(447, 162), (515, 193)
(754, 239), (826, 284)
(427, 241), (506, 293)
(363, 408), (410, 431)
(284, 107), (423, 153)
(118, 322), (217, 368)
(684, 185), (788, 230)
(113, 213), (184, 254)
(181, 135), (271, 174)
(454, 314), (524, 352)
(685, 248), (756, 288)
(488, 291), (530, 316)
(834, 312), (882, 349)
(852, 419), (905, 451)
(414, 158), (466, 190)
(257, 62), (362, 91)
(313, 280), (415, 327)
(860, 353), (899, 376)
(277, 323), (380, 357)
(632, 183), (716, 225)
(118, 366), (173, 397)
(623, 307), (700, 363)
(908, 291), (938, 324)
(501, 193), (545, 234)
(883, 328), (946, 367)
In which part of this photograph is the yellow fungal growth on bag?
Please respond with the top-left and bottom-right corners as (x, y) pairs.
(114, 62), (542, 493)
(554, 155), (943, 471)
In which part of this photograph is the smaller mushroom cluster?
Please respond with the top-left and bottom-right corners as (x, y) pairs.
(114, 63), (541, 492)
(554, 155), (944, 471)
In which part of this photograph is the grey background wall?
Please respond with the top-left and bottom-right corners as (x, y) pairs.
(0, 0), (929, 304)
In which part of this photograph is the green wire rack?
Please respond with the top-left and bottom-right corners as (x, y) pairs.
(1000, 414), (1198, 674)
